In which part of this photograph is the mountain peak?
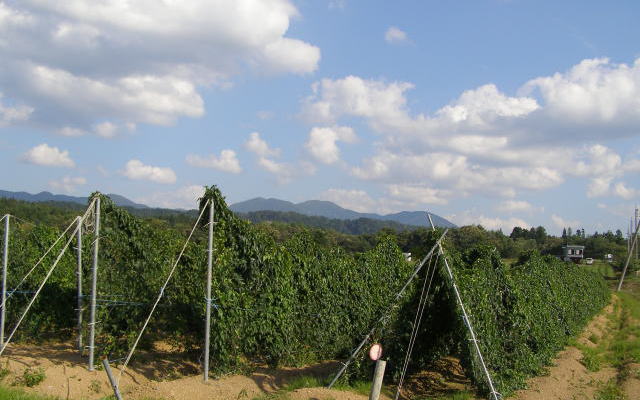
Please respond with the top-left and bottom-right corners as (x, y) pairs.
(230, 197), (455, 228)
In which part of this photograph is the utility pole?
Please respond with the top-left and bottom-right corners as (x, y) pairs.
(88, 197), (100, 371)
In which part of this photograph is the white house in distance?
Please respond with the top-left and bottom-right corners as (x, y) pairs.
(561, 245), (585, 263)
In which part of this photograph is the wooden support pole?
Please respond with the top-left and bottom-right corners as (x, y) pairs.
(76, 216), (83, 352)
(89, 197), (100, 370)
(102, 358), (123, 400)
(1, 214), (9, 347)
(204, 199), (214, 382)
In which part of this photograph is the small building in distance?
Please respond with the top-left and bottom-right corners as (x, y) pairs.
(561, 245), (585, 263)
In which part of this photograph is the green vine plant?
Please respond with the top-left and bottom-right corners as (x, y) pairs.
(0, 186), (609, 398)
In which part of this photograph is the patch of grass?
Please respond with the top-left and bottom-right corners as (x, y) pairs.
(333, 379), (371, 396)
(13, 368), (45, 388)
(414, 391), (473, 400)
(0, 385), (60, 400)
(580, 347), (603, 372)
(284, 375), (323, 391)
(595, 379), (626, 400)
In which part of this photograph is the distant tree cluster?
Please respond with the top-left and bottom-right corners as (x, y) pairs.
(0, 197), (631, 265)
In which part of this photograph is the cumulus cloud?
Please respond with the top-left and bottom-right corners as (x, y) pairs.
(305, 126), (356, 164)
(244, 132), (305, 183)
(122, 159), (176, 184)
(320, 188), (380, 213)
(447, 210), (530, 232)
(613, 182), (638, 200)
(244, 132), (281, 158)
(301, 58), (640, 203)
(384, 27), (407, 44)
(22, 143), (75, 167)
(0, 94), (33, 126)
(0, 1), (320, 134)
(136, 185), (205, 209)
(186, 150), (242, 174)
(496, 200), (540, 214)
(49, 176), (86, 193)
(320, 186), (450, 215)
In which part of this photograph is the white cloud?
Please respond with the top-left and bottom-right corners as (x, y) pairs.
(137, 185), (205, 209)
(244, 132), (281, 158)
(0, 1), (320, 133)
(186, 150), (242, 174)
(0, 93), (32, 126)
(551, 214), (581, 229)
(385, 26), (407, 44)
(244, 132), (304, 183)
(49, 176), (86, 193)
(320, 189), (379, 213)
(385, 184), (451, 205)
(57, 126), (86, 137)
(93, 121), (118, 138)
(122, 159), (176, 184)
(301, 58), (640, 202)
(447, 210), (530, 232)
(305, 126), (356, 164)
(613, 182), (638, 200)
(522, 58), (640, 127)
(496, 200), (538, 213)
(22, 143), (75, 167)
(302, 76), (415, 129)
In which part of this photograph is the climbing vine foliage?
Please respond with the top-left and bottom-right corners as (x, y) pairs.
(1, 186), (608, 397)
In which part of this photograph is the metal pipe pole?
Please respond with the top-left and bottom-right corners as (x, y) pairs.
(89, 197), (100, 371)
(368, 360), (386, 400)
(1, 215), (9, 347)
(204, 199), (214, 382)
(427, 213), (500, 400)
(102, 358), (123, 400)
(617, 218), (640, 292)
(76, 216), (83, 352)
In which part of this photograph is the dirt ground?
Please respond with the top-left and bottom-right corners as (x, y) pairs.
(1, 296), (639, 400)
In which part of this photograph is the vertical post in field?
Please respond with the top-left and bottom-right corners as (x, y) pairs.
(1, 215), (9, 347)
(368, 359), (386, 400)
(204, 199), (214, 382)
(76, 216), (83, 352)
(88, 197), (100, 370)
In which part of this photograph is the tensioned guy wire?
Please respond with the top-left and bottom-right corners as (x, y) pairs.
(116, 199), (210, 384)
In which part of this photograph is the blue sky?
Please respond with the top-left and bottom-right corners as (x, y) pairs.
(1, 0), (639, 235)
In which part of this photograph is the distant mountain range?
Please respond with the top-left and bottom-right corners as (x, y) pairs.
(0, 190), (148, 209)
(0, 190), (456, 229)
(230, 197), (456, 228)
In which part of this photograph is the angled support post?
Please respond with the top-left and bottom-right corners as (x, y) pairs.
(89, 196), (101, 370)
(102, 358), (123, 400)
(204, 199), (214, 382)
(1, 214), (9, 347)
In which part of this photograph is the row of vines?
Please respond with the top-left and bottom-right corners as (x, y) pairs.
(0, 186), (609, 397)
